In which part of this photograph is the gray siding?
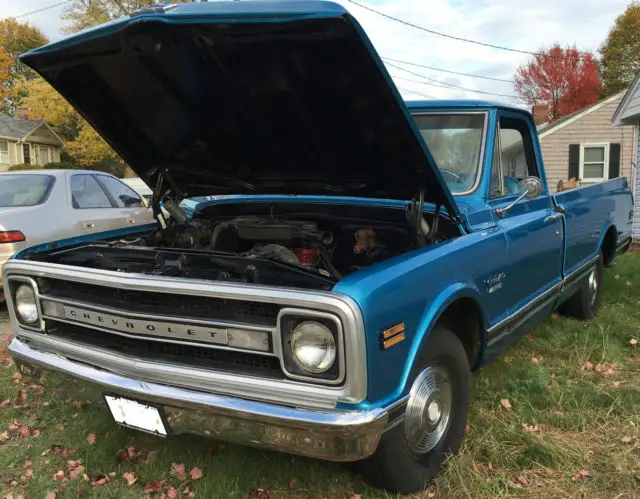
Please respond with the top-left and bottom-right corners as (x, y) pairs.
(539, 93), (636, 192)
(634, 125), (640, 239)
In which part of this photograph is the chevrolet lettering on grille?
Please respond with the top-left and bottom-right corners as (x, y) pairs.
(61, 305), (261, 348)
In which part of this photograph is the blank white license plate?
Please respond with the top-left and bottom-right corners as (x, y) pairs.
(104, 395), (167, 436)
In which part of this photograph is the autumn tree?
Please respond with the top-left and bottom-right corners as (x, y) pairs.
(599, 2), (640, 97)
(0, 20), (48, 113)
(62, 0), (180, 33)
(514, 44), (601, 122)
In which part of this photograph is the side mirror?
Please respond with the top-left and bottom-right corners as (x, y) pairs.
(519, 176), (543, 200)
(496, 176), (543, 218)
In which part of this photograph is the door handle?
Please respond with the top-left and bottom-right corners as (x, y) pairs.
(84, 222), (96, 228)
(544, 213), (563, 222)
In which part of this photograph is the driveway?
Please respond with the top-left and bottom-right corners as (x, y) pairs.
(0, 302), (11, 345)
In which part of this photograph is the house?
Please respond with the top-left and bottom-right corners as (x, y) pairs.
(534, 92), (635, 192)
(612, 73), (640, 240)
(0, 114), (65, 172)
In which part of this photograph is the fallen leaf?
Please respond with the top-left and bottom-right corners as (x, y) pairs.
(31, 429), (40, 437)
(167, 486), (179, 499)
(583, 361), (594, 370)
(552, 410), (565, 416)
(23, 461), (32, 469)
(0, 399), (10, 408)
(572, 469), (590, 481)
(55, 424), (64, 431)
(248, 489), (271, 499)
(523, 424), (540, 433)
(122, 472), (137, 486)
(488, 462), (494, 473)
(531, 357), (540, 365)
(465, 424), (470, 433)
(19, 426), (30, 437)
(69, 466), (85, 480)
(143, 481), (163, 494)
(500, 399), (512, 410)
(189, 467), (203, 480)
(89, 474), (109, 487)
(630, 338), (638, 346)
(622, 436), (633, 443)
(87, 433), (96, 445)
(514, 475), (529, 486)
(170, 463), (187, 481)
(53, 471), (66, 483)
(24, 469), (33, 478)
(44, 492), (56, 499)
(183, 484), (196, 497)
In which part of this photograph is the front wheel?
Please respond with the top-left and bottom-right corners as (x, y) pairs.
(559, 251), (604, 320)
(357, 326), (470, 494)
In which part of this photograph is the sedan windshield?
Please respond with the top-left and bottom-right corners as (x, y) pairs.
(412, 113), (485, 194)
(0, 174), (55, 207)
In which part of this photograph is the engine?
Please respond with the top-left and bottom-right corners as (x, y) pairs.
(143, 214), (397, 279)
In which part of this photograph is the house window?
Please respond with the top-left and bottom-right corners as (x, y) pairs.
(0, 140), (9, 164)
(580, 143), (609, 183)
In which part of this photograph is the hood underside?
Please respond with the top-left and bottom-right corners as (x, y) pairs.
(20, 1), (460, 218)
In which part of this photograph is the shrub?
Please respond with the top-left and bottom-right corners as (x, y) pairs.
(8, 164), (43, 171)
(43, 161), (76, 170)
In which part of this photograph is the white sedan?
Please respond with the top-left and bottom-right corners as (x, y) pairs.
(0, 169), (155, 301)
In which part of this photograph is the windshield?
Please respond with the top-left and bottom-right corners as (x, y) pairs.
(412, 113), (485, 194)
(0, 174), (55, 207)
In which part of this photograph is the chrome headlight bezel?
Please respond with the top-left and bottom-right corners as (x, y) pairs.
(278, 308), (344, 385)
(7, 276), (43, 330)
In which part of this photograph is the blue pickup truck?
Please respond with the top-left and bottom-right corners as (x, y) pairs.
(3, 1), (633, 493)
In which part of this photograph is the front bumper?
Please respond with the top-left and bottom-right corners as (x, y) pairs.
(9, 337), (388, 462)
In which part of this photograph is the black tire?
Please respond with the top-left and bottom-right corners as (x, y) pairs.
(356, 325), (470, 494)
(559, 251), (604, 320)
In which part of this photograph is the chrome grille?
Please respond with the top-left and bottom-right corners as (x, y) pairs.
(44, 320), (283, 378)
(36, 277), (280, 326)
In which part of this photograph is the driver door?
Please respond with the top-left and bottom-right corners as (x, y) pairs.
(488, 113), (564, 324)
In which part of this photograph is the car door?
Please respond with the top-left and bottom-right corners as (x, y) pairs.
(487, 112), (564, 323)
(93, 174), (155, 228)
(68, 172), (120, 235)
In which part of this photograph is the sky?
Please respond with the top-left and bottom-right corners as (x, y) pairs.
(0, 0), (632, 108)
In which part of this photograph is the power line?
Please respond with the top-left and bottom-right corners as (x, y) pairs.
(395, 85), (434, 99)
(383, 56), (513, 83)
(386, 61), (521, 100)
(10, 0), (72, 20)
(346, 0), (578, 60)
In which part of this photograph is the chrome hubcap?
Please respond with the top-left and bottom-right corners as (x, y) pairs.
(588, 269), (598, 306)
(405, 365), (452, 455)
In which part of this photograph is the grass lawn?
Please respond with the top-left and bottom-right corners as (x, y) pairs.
(1, 252), (639, 499)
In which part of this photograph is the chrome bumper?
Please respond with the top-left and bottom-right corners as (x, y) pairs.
(8, 338), (388, 462)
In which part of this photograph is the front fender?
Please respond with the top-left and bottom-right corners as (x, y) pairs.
(400, 282), (486, 395)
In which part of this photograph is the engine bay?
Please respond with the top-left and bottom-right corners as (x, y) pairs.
(30, 201), (460, 290)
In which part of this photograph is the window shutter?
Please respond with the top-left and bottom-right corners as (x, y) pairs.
(568, 144), (580, 179)
(609, 143), (621, 179)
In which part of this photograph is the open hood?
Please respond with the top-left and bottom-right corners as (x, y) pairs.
(20, 1), (460, 220)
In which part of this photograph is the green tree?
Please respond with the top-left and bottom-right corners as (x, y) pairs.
(599, 2), (640, 96)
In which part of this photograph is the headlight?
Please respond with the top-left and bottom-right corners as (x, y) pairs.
(290, 321), (336, 373)
(15, 284), (39, 324)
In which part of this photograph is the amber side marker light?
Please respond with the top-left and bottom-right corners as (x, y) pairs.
(0, 231), (25, 244)
(381, 322), (406, 349)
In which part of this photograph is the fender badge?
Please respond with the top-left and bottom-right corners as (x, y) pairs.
(381, 322), (406, 349)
